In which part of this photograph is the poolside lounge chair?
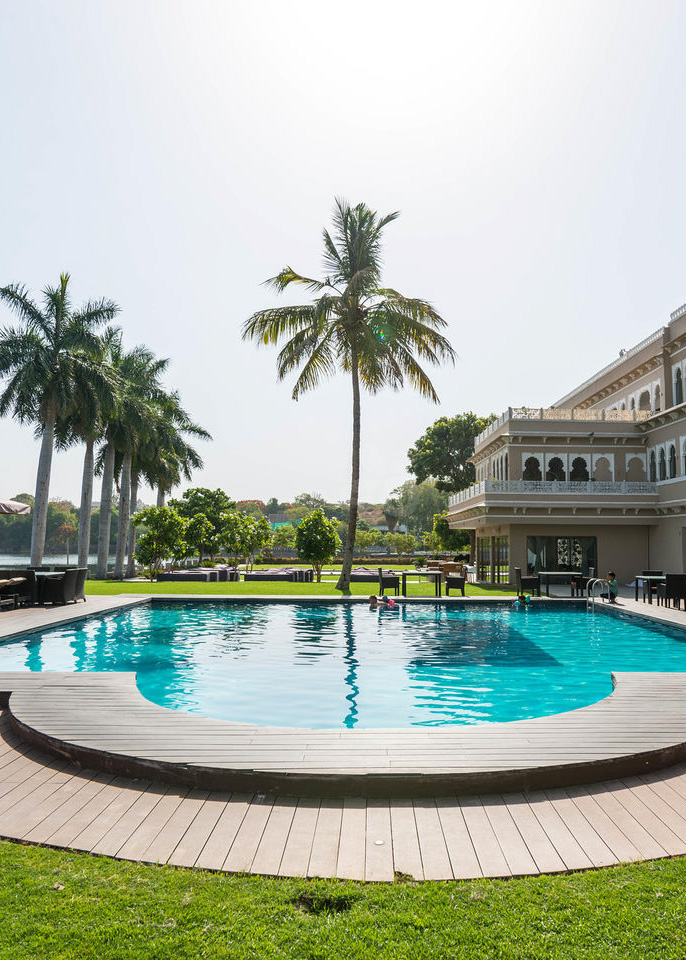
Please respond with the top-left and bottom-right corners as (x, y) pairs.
(379, 570), (400, 595)
(243, 568), (294, 582)
(515, 567), (540, 598)
(157, 571), (210, 582)
(657, 574), (686, 610)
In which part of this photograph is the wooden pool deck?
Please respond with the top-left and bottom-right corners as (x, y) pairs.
(0, 593), (685, 879)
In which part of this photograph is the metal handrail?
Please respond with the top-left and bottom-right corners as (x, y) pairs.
(586, 578), (607, 612)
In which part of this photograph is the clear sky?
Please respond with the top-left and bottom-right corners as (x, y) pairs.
(2, 1), (686, 505)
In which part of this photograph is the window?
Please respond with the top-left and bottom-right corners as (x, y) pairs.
(522, 456), (542, 481)
(527, 536), (597, 576)
(476, 537), (491, 581)
(626, 457), (646, 482)
(546, 456), (566, 481)
(650, 451), (657, 482)
(639, 390), (651, 411)
(570, 456), (589, 481)
(669, 444), (677, 479)
(659, 448), (666, 481)
(676, 369), (684, 406)
(655, 385), (661, 413)
(631, 397), (636, 411)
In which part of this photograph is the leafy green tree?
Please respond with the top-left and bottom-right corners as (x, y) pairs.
(220, 510), (269, 570)
(407, 412), (497, 493)
(295, 509), (341, 582)
(432, 512), (469, 552)
(242, 514), (272, 567)
(271, 523), (297, 551)
(386, 532), (417, 558)
(170, 488), (235, 561)
(184, 513), (215, 562)
(242, 198), (455, 590)
(132, 506), (187, 580)
(355, 528), (381, 552)
(0, 273), (119, 565)
(393, 480), (448, 534)
(382, 497), (400, 533)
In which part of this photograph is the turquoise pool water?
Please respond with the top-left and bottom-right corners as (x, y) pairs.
(3, 602), (686, 728)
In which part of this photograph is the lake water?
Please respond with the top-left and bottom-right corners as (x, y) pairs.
(0, 554), (113, 568)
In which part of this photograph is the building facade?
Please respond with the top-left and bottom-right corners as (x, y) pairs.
(447, 304), (686, 585)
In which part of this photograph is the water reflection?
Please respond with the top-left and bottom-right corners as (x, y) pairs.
(341, 606), (359, 728)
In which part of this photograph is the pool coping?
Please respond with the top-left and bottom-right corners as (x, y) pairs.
(1, 594), (686, 797)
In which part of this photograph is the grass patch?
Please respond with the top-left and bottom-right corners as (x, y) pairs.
(85, 580), (514, 598)
(0, 841), (685, 958)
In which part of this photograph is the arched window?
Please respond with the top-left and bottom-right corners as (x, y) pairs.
(676, 369), (684, 406)
(659, 448), (666, 481)
(669, 444), (677, 478)
(593, 456), (612, 481)
(655, 385), (661, 413)
(630, 397), (636, 411)
(626, 457), (646, 482)
(546, 456), (566, 481)
(639, 391), (651, 411)
(504, 453), (508, 480)
(621, 402), (626, 411)
(522, 456), (542, 481)
(650, 451), (657, 482)
(570, 456), (589, 481)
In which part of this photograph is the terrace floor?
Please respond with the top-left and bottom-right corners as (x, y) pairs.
(0, 593), (685, 880)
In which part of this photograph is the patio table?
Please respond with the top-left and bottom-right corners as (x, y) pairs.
(400, 570), (442, 597)
(537, 570), (583, 597)
(634, 574), (666, 604)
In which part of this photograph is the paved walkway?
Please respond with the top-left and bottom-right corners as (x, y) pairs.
(3, 710), (686, 880)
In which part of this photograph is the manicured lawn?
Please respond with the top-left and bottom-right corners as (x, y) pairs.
(0, 840), (685, 959)
(85, 579), (514, 598)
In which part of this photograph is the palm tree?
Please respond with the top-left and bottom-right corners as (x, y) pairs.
(55, 325), (122, 569)
(0, 274), (119, 565)
(242, 199), (456, 590)
(96, 335), (168, 578)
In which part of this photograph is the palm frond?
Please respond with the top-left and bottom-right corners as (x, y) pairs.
(242, 304), (317, 345)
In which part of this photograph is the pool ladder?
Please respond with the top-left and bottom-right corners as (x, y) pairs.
(586, 578), (606, 612)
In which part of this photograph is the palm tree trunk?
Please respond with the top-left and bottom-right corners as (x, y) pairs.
(30, 398), (57, 567)
(114, 452), (132, 578)
(126, 471), (139, 578)
(97, 439), (116, 578)
(77, 437), (95, 569)
(336, 352), (361, 591)
(156, 488), (165, 508)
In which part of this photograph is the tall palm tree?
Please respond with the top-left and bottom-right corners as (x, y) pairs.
(242, 199), (456, 590)
(96, 335), (168, 578)
(55, 325), (122, 568)
(0, 274), (119, 565)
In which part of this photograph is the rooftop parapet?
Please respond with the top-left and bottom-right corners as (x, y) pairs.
(475, 407), (652, 446)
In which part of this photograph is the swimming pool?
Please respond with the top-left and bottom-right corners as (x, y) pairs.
(2, 601), (686, 728)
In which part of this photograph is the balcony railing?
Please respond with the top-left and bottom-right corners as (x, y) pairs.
(475, 407), (653, 445)
(448, 479), (658, 506)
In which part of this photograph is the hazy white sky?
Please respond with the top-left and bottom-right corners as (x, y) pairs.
(2, 0), (686, 505)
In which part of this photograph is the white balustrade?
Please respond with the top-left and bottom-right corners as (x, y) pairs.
(448, 479), (658, 506)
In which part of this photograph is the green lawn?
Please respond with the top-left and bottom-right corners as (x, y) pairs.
(0, 840), (684, 959)
(85, 579), (514, 598)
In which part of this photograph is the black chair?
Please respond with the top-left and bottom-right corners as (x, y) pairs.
(42, 568), (78, 605)
(570, 575), (589, 597)
(445, 573), (466, 596)
(515, 567), (540, 597)
(379, 570), (400, 596)
(657, 574), (686, 610)
(74, 568), (88, 602)
(641, 569), (663, 602)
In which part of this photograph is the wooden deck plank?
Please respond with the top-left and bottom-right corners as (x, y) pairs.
(167, 793), (232, 867)
(92, 785), (171, 857)
(116, 789), (189, 860)
(525, 791), (594, 871)
(459, 797), (510, 877)
(223, 795), (273, 873)
(435, 797), (482, 879)
(24, 773), (114, 844)
(250, 798), (297, 876)
(335, 798), (366, 881)
(277, 798), (319, 878)
(481, 796), (537, 877)
(142, 790), (210, 864)
(577, 783), (669, 860)
(194, 794), (251, 871)
(71, 781), (155, 853)
(502, 794), (566, 874)
(413, 800), (452, 880)
(308, 799), (343, 879)
(364, 800), (394, 882)
(389, 799), (424, 880)
(545, 788), (616, 868)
